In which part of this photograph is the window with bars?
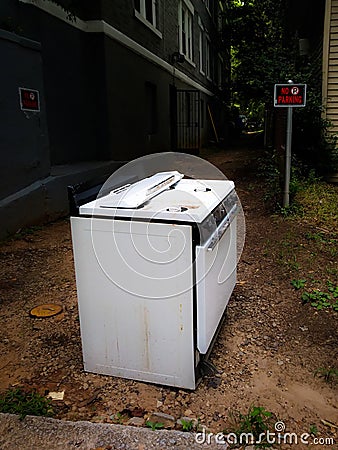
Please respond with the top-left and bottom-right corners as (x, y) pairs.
(178, 0), (194, 62)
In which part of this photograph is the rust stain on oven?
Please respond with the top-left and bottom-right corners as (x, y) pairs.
(144, 307), (150, 370)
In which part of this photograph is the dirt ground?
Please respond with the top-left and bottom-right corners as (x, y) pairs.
(0, 142), (337, 448)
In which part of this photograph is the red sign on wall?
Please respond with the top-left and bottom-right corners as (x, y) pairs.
(19, 87), (40, 112)
(274, 84), (307, 107)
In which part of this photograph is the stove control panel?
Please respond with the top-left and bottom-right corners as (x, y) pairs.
(198, 189), (238, 245)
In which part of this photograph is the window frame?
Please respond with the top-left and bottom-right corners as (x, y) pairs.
(134, 0), (162, 39)
(198, 17), (205, 75)
(217, 54), (223, 89)
(205, 35), (211, 80)
(178, 0), (195, 65)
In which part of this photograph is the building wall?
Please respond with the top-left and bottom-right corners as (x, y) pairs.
(1, 0), (228, 166)
(103, 36), (171, 160)
(0, 0), (109, 164)
(98, 0), (224, 94)
(323, 0), (338, 134)
(0, 29), (50, 200)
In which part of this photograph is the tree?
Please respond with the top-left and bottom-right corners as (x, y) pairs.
(223, 0), (296, 116)
(223, 0), (333, 173)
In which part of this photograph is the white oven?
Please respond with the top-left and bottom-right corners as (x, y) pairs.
(71, 171), (238, 389)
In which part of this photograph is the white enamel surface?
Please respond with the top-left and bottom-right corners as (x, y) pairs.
(71, 176), (238, 389)
(102, 171), (183, 208)
(80, 178), (235, 223)
(71, 216), (196, 389)
(195, 217), (237, 353)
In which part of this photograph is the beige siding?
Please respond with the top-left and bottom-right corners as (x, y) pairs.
(323, 0), (338, 134)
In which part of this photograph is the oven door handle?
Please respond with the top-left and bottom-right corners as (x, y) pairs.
(207, 203), (238, 252)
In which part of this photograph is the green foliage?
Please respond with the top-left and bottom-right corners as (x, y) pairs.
(314, 367), (338, 383)
(225, 1), (334, 172)
(306, 232), (332, 243)
(11, 225), (43, 240)
(327, 280), (338, 297)
(259, 145), (338, 215)
(301, 281), (338, 312)
(292, 86), (338, 173)
(145, 420), (164, 431)
(309, 424), (318, 435)
(302, 290), (331, 309)
(291, 279), (306, 290)
(0, 388), (53, 420)
(258, 149), (317, 211)
(225, 0), (293, 109)
(180, 418), (194, 432)
(293, 182), (338, 229)
(224, 405), (275, 448)
(110, 412), (125, 424)
(257, 148), (282, 206)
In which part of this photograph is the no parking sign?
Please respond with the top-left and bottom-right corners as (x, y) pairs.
(273, 81), (307, 208)
(274, 84), (307, 107)
(19, 87), (40, 112)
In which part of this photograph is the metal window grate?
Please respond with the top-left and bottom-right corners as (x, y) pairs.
(175, 89), (200, 154)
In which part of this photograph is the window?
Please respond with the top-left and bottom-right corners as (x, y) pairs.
(135, 0), (156, 27)
(135, 0), (162, 37)
(217, 54), (223, 89)
(178, 0), (194, 62)
(198, 18), (204, 74)
(205, 36), (211, 79)
(205, 0), (217, 20)
(217, 1), (223, 32)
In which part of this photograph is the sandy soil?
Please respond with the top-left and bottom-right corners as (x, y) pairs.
(0, 143), (337, 449)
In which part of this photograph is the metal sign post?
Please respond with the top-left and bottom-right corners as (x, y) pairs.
(284, 106), (293, 207)
(274, 81), (307, 208)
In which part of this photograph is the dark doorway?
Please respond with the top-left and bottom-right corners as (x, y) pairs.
(170, 86), (200, 154)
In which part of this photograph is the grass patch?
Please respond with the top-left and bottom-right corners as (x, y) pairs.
(224, 405), (276, 448)
(301, 289), (338, 312)
(145, 420), (164, 431)
(292, 181), (338, 229)
(314, 367), (338, 384)
(291, 279), (338, 312)
(0, 388), (53, 420)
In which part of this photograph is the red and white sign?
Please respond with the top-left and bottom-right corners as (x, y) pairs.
(274, 84), (307, 107)
(19, 87), (40, 112)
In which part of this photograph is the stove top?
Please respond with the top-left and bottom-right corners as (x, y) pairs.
(79, 172), (235, 224)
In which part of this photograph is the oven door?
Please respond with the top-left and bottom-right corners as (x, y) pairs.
(195, 210), (237, 354)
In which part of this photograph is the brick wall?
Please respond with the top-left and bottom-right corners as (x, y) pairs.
(98, 0), (225, 95)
